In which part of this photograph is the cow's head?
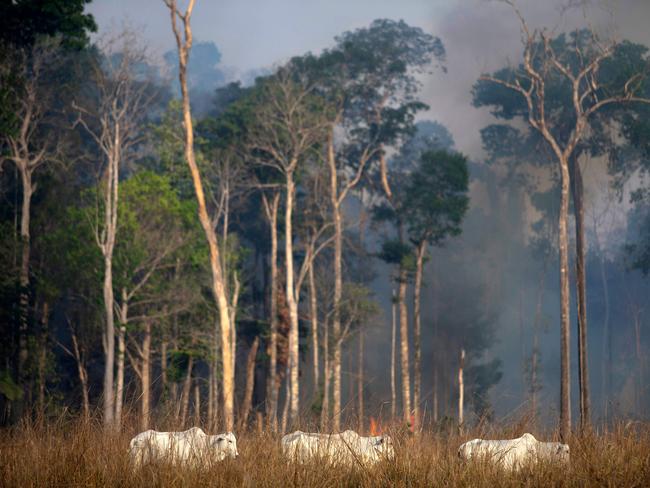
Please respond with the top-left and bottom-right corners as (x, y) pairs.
(458, 439), (481, 460)
(373, 435), (395, 459)
(555, 443), (570, 463)
(212, 432), (239, 460)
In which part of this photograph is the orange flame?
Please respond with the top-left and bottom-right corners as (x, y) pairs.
(369, 416), (381, 436)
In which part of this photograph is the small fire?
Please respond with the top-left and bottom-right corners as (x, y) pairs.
(369, 416), (381, 435)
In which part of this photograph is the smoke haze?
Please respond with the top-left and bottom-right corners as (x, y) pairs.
(86, 0), (650, 423)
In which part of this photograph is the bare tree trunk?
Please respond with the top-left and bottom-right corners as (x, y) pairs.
(17, 167), (33, 403)
(208, 367), (214, 430)
(391, 288), (397, 421)
(432, 261), (439, 424)
(102, 271), (115, 427)
(114, 294), (128, 428)
(321, 320), (330, 430)
(599, 249), (610, 423)
(180, 355), (194, 427)
(161, 339), (168, 400)
(531, 328), (539, 417)
(413, 241), (426, 430)
(531, 260), (548, 418)
(212, 325), (219, 430)
(166, 0), (235, 431)
(442, 349), (449, 419)
(66, 320), (90, 422)
(141, 320), (151, 431)
(329, 138), (344, 433)
(398, 269), (411, 424)
(570, 156), (590, 430)
(263, 193), (280, 431)
(194, 382), (201, 426)
(101, 150), (118, 429)
(458, 348), (465, 426)
(280, 371), (290, 434)
(240, 337), (260, 429)
(79, 368), (90, 422)
(309, 262), (319, 396)
(358, 331), (364, 433)
(284, 173), (300, 424)
(433, 368), (438, 424)
(114, 324), (126, 427)
(559, 156), (572, 441)
(37, 301), (49, 417)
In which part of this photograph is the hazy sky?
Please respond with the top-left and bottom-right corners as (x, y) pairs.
(87, 0), (650, 161)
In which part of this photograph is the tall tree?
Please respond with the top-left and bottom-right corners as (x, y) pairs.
(73, 32), (154, 429)
(403, 149), (469, 429)
(246, 68), (330, 425)
(474, 1), (650, 438)
(1, 39), (67, 406)
(295, 19), (445, 430)
(111, 172), (197, 428)
(165, 0), (238, 430)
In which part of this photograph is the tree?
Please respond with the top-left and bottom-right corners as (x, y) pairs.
(403, 149), (469, 428)
(73, 32), (154, 429)
(0, 0), (96, 50)
(111, 172), (198, 428)
(165, 0), (239, 431)
(296, 18), (445, 431)
(474, 0), (650, 438)
(1, 38), (71, 413)
(246, 68), (331, 426)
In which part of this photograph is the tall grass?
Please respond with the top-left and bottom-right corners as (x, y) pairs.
(1, 417), (649, 487)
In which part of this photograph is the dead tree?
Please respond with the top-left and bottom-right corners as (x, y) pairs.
(261, 191), (280, 430)
(3, 39), (66, 405)
(248, 69), (331, 425)
(480, 0), (650, 439)
(165, 0), (238, 430)
(73, 32), (152, 429)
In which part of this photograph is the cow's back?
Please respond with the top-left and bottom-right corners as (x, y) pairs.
(459, 434), (538, 470)
(129, 428), (209, 467)
(281, 430), (387, 466)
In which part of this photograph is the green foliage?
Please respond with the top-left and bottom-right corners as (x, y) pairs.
(339, 283), (379, 330)
(404, 150), (470, 246)
(0, 0), (96, 50)
(473, 29), (650, 153)
(0, 370), (22, 401)
(626, 206), (650, 275)
(377, 239), (413, 268)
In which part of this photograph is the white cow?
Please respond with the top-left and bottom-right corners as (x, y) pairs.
(281, 430), (394, 467)
(458, 433), (569, 470)
(129, 427), (238, 468)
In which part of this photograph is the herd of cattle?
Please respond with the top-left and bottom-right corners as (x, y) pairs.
(128, 428), (570, 470)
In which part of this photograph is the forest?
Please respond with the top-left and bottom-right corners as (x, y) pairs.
(1, 0), (650, 485)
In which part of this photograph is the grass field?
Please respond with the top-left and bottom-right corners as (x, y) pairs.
(1, 418), (649, 487)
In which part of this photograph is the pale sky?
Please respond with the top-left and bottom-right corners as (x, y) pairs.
(87, 0), (650, 161)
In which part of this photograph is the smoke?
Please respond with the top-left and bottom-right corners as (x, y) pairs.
(85, 0), (650, 424)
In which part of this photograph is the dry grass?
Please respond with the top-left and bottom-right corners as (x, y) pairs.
(1, 418), (650, 487)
